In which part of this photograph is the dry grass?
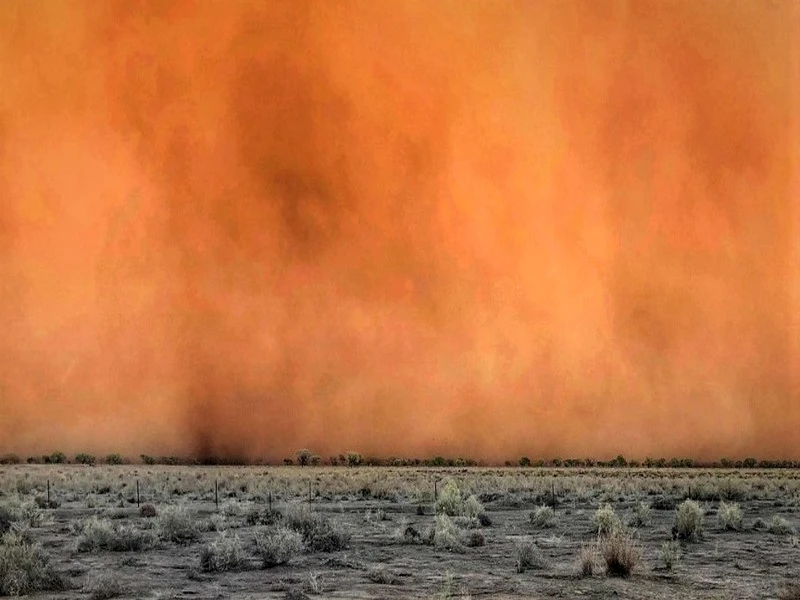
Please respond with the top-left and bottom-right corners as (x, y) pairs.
(199, 531), (247, 572)
(255, 526), (304, 568)
(530, 505), (558, 528)
(717, 502), (743, 531)
(515, 540), (544, 573)
(675, 499), (703, 541)
(600, 530), (640, 578)
(0, 531), (66, 596)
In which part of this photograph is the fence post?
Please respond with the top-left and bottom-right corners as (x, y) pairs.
(268, 491), (272, 512)
(47, 480), (50, 507)
(215, 479), (219, 511)
(434, 479), (438, 504)
(308, 480), (312, 503)
(136, 479), (140, 507)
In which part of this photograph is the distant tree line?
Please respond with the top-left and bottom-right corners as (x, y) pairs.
(0, 451), (798, 469)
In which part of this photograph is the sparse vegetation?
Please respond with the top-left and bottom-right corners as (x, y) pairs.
(77, 516), (155, 552)
(579, 542), (597, 577)
(85, 572), (123, 600)
(140, 503), (157, 518)
(628, 502), (652, 528)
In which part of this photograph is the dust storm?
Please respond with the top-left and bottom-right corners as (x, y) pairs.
(0, 1), (797, 462)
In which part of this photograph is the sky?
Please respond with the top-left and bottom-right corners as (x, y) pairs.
(0, 0), (798, 462)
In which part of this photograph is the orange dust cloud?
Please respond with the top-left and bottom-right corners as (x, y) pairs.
(0, 1), (797, 462)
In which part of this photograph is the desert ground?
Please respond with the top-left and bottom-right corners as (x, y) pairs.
(1, 465), (799, 599)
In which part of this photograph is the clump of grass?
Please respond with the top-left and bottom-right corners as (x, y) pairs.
(284, 505), (349, 552)
(778, 582), (800, 600)
(245, 506), (283, 526)
(139, 504), (157, 518)
(600, 530), (640, 578)
(674, 499), (703, 541)
(85, 572), (123, 600)
(717, 502), (743, 531)
(157, 505), (200, 544)
(593, 504), (622, 536)
(753, 517), (768, 531)
(579, 542), (597, 577)
(628, 502), (652, 528)
(661, 540), (680, 571)
(465, 531), (485, 547)
(769, 515), (794, 535)
(0, 531), (67, 596)
(1, 499), (46, 529)
(199, 531), (247, 572)
(76, 517), (155, 552)
(366, 566), (401, 585)
(515, 540), (544, 573)
(433, 514), (464, 552)
(530, 505), (558, 529)
(255, 526), (304, 568)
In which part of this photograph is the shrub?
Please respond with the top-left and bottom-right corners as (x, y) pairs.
(675, 500), (703, 541)
(717, 502), (743, 531)
(600, 530), (640, 578)
(465, 531), (485, 547)
(199, 532), (247, 572)
(530, 505), (558, 529)
(245, 506), (283, 526)
(433, 514), (463, 552)
(661, 540), (680, 571)
(593, 504), (622, 536)
(139, 504), (157, 518)
(75, 453), (96, 465)
(0, 508), (10, 535)
(515, 540), (544, 573)
(157, 506), (200, 544)
(284, 505), (349, 552)
(76, 517), (154, 552)
(752, 517), (768, 531)
(629, 502), (652, 528)
(255, 526), (304, 568)
(104, 454), (124, 465)
(3, 499), (46, 529)
(463, 495), (486, 521)
(769, 515), (794, 535)
(366, 566), (401, 585)
(85, 572), (122, 600)
(435, 479), (463, 516)
(0, 532), (66, 596)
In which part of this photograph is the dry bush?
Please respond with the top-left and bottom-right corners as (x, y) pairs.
(1, 499), (46, 529)
(601, 530), (640, 578)
(85, 572), (123, 600)
(753, 517), (769, 531)
(245, 506), (283, 526)
(628, 502), (652, 528)
(675, 500), (703, 541)
(0, 532), (66, 596)
(530, 505), (558, 529)
(199, 531), (247, 572)
(579, 542), (597, 577)
(717, 502), (743, 531)
(778, 583), (800, 600)
(435, 479), (463, 516)
(157, 505), (200, 544)
(661, 540), (680, 571)
(366, 566), (401, 585)
(77, 517), (155, 552)
(769, 515), (794, 535)
(593, 504), (622, 536)
(255, 526), (304, 568)
(139, 504), (157, 518)
(515, 540), (544, 573)
(433, 514), (464, 552)
(465, 531), (485, 547)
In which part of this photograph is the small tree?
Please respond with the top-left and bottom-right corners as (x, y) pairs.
(345, 452), (362, 467)
(140, 454), (156, 465)
(105, 454), (123, 465)
(75, 453), (96, 465)
(310, 455), (321, 466)
(283, 458), (293, 466)
(46, 451), (67, 464)
(296, 449), (312, 467)
(519, 457), (531, 467)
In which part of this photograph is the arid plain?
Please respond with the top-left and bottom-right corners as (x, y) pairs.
(1, 464), (799, 599)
